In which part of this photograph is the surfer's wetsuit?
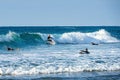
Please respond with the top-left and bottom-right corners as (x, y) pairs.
(7, 47), (14, 51)
(47, 35), (52, 41)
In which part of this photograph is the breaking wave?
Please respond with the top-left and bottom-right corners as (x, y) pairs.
(58, 29), (119, 44)
(0, 29), (119, 46)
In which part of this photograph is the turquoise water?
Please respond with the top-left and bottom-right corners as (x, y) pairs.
(0, 26), (120, 47)
(0, 26), (120, 79)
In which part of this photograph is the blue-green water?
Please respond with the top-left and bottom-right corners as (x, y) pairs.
(0, 26), (120, 79)
(0, 26), (120, 47)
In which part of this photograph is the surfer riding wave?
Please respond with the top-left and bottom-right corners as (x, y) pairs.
(47, 34), (56, 45)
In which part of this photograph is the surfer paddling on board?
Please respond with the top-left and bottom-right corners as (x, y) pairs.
(91, 42), (98, 45)
(7, 47), (14, 51)
(47, 34), (56, 45)
(5, 46), (20, 51)
(79, 48), (90, 54)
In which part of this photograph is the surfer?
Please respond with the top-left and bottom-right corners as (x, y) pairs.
(47, 34), (53, 41)
(91, 42), (98, 45)
(79, 48), (90, 54)
(6, 46), (20, 51)
(7, 47), (15, 51)
(47, 34), (56, 45)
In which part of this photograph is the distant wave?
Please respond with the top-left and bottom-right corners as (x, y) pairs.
(0, 29), (119, 46)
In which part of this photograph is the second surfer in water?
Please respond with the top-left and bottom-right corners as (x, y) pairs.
(79, 48), (90, 54)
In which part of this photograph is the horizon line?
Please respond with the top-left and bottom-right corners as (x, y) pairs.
(0, 25), (120, 27)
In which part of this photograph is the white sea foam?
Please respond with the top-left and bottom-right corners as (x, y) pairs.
(0, 60), (119, 76)
(0, 43), (120, 76)
(57, 29), (119, 44)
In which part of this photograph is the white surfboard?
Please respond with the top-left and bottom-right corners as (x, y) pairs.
(47, 39), (56, 45)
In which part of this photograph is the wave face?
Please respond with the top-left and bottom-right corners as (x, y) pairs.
(0, 29), (119, 47)
(0, 31), (44, 47)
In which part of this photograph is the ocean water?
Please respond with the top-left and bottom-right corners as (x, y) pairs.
(0, 26), (120, 79)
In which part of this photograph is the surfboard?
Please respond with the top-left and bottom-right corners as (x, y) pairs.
(47, 39), (56, 45)
(79, 50), (90, 54)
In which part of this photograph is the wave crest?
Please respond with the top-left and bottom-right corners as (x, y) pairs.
(0, 29), (119, 46)
(58, 29), (119, 44)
